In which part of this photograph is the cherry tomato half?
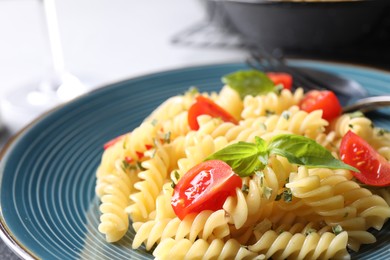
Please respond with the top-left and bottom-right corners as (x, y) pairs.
(299, 90), (342, 121)
(340, 130), (390, 187)
(266, 72), (293, 90)
(171, 160), (242, 220)
(188, 96), (238, 131)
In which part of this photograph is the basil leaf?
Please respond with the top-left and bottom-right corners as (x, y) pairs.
(222, 70), (275, 99)
(268, 134), (359, 172)
(206, 140), (267, 176)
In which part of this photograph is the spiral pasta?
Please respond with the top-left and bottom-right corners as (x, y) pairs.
(224, 156), (293, 229)
(96, 72), (390, 259)
(241, 87), (304, 119)
(195, 105), (328, 146)
(126, 141), (177, 222)
(285, 166), (390, 250)
(97, 163), (134, 242)
(331, 112), (390, 150)
(153, 238), (259, 260)
(216, 85), (243, 120)
(132, 210), (230, 250)
(249, 230), (350, 260)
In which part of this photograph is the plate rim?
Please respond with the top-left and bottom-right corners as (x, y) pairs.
(0, 59), (389, 260)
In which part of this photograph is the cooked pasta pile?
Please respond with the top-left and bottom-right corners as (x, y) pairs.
(96, 73), (390, 259)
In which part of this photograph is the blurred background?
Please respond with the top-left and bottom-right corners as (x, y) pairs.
(0, 0), (390, 258)
(0, 0), (249, 140)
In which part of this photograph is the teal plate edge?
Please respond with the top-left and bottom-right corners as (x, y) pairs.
(0, 60), (389, 260)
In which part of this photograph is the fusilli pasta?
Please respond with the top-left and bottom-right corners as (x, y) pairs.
(95, 71), (390, 259)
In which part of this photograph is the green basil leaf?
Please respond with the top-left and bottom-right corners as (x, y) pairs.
(222, 70), (275, 99)
(206, 140), (267, 176)
(268, 134), (359, 172)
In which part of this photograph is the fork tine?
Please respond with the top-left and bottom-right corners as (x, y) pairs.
(246, 55), (266, 71)
(249, 49), (278, 71)
(248, 48), (325, 92)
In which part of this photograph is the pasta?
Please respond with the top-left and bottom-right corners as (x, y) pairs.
(153, 238), (259, 260)
(96, 73), (390, 259)
(132, 210), (230, 250)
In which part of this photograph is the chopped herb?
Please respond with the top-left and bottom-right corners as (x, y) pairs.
(275, 188), (292, 202)
(259, 123), (267, 131)
(242, 184), (249, 194)
(187, 86), (199, 95)
(153, 138), (159, 148)
(151, 119), (158, 126)
(348, 111), (364, 119)
(121, 159), (137, 172)
(332, 225), (343, 235)
(151, 148), (157, 158)
(174, 170), (180, 180)
(305, 228), (317, 236)
(163, 131), (171, 144)
(378, 128), (390, 136)
(281, 111), (291, 120)
(348, 124), (354, 129)
(282, 188), (292, 202)
(121, 160), (130, 172)
(171, 170), (180, 182)
(137, 161), (146, 171)
(171, 170), (180, 189)
(256, 171), (265, 187)
(274, 85), (284, 95)
(263, 186), (273, 199)
(265, 110), (275, 116)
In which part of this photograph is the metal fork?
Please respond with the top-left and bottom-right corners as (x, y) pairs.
(247, 49), (332, 92)
(246, 48), (369, 105)
(246, 48), (390, 114)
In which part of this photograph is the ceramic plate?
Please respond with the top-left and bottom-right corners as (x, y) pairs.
(1, 61), (390, 259)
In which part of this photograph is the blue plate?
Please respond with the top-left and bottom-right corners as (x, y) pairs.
(1, 61), (390, 259)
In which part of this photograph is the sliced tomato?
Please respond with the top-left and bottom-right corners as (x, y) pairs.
(188, 96), (238, 130)
(299, 90), (342, 121)
(266, 72), (293, 90)
(340, 130), (390, 186)
(171, 160), (242, 220)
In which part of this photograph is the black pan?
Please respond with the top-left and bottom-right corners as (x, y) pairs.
(217, 0), (390, 52)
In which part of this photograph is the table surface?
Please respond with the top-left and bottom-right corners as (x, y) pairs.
(0, 0), (389, 259)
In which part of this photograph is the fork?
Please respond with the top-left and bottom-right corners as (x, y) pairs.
(247, 48), (334, 93)
(246, 48), (390, 114)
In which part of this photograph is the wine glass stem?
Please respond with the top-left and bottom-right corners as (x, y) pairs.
(41, 0), (65, 92)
